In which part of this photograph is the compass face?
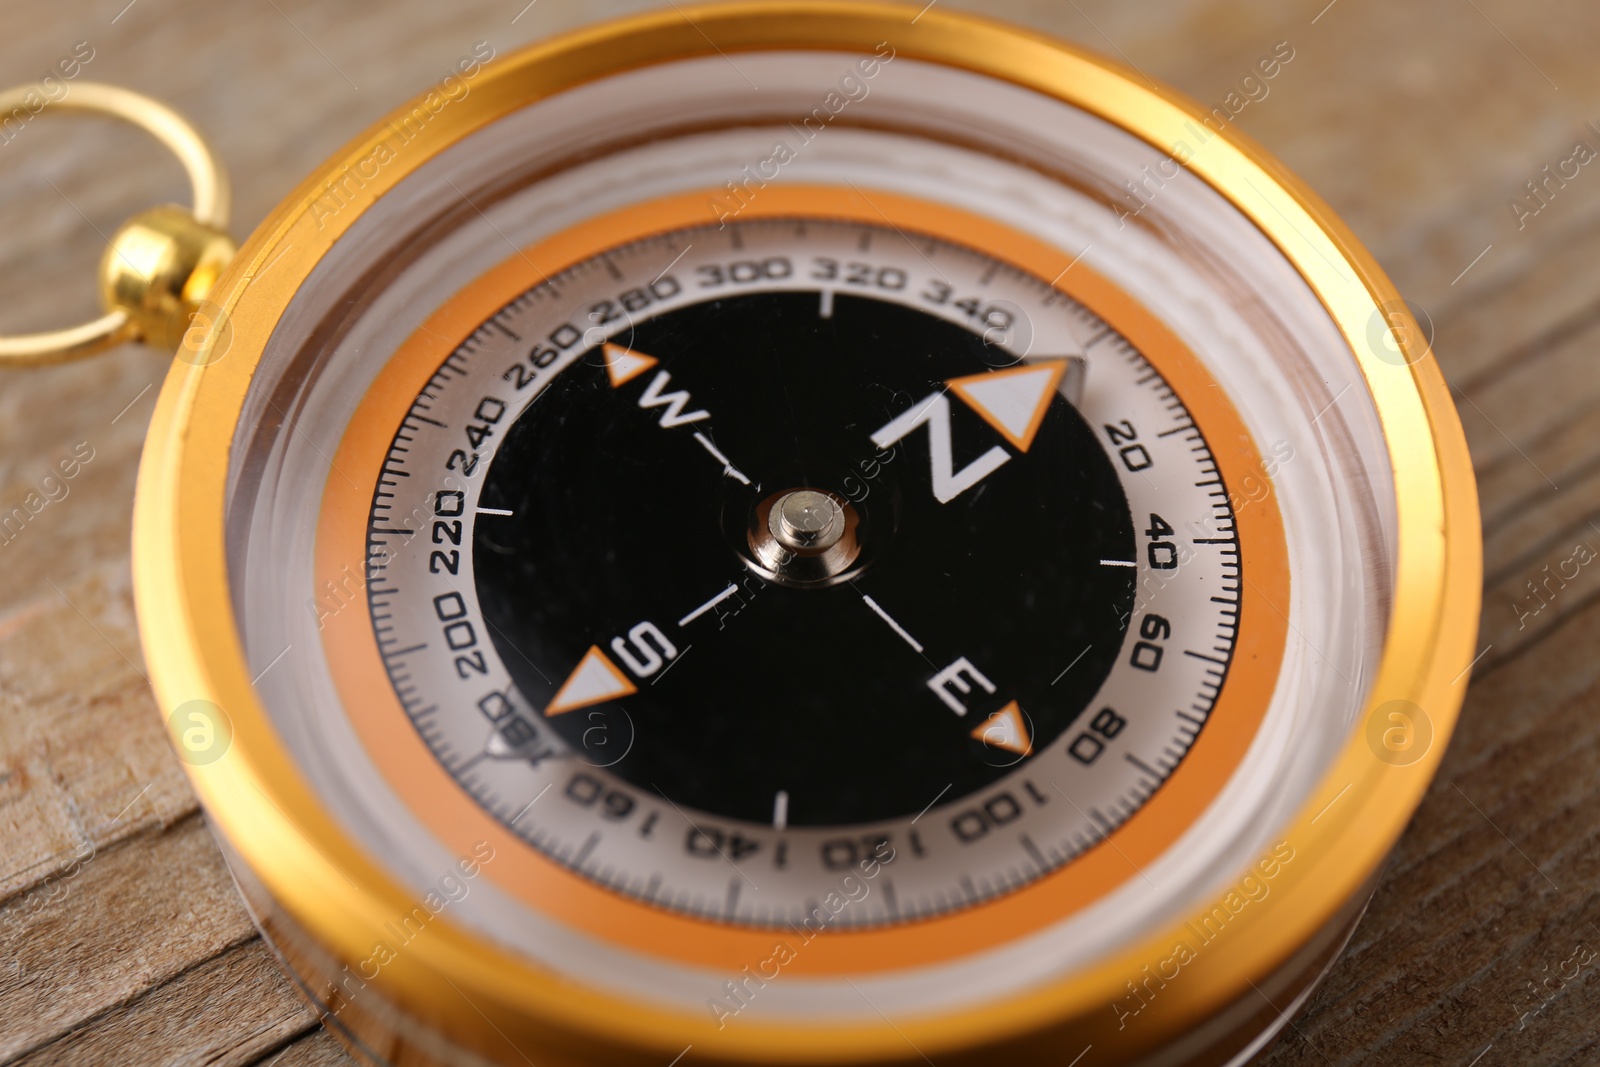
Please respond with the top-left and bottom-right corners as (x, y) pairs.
(473, 285), (1137, 827)
(345, 211), (1258, 926)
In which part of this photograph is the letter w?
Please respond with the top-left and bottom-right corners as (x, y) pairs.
(870, 392), (1009, 504)
(638, 371), (710, 427)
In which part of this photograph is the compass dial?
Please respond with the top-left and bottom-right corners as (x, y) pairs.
(472, 281), (1137, 828)
(343, 213), (1263, 926)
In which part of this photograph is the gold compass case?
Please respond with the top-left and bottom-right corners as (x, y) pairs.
(132, 4), (1480, 1065)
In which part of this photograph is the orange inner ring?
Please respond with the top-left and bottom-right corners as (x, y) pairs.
(314, 184), (1290, 975)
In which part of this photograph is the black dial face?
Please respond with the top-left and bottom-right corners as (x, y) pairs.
(361, 214), (1253, 925)
(473, 289), (1136, 826)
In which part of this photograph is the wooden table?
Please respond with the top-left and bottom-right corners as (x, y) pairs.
(2, 1), (1597, 1063)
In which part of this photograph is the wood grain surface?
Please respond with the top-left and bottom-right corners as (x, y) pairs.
(2, 1), (1598, 1064)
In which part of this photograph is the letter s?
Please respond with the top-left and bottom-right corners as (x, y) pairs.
(611, 621), (677, 677)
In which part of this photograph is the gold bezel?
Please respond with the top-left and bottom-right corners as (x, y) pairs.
(132, 3), (1481, 1064)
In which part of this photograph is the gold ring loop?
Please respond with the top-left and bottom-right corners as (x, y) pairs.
(0, 82), (231, 366)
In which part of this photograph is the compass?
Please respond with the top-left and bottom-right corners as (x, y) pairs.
(0, 3), (1481, 1065)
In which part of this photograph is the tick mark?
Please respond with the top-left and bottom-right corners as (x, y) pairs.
(572, 831), (600, 869)
(680, 583), (739, 627)
(861, 593), (924, 653)
(693, 432), (753, 486)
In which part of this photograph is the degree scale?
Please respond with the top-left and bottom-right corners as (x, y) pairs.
(0, 5), (1480, 1065)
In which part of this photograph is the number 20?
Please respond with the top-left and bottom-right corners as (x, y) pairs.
(1103, 419), (1153, 472)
